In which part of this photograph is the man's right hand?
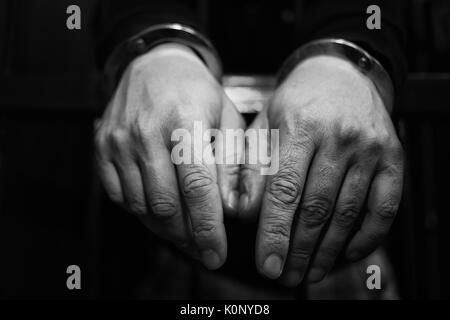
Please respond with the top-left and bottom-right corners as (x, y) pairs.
(95, 43), (244, 270)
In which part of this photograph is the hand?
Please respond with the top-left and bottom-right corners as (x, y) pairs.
(242, 55), (404, 286)
(95, 43), (245, 270)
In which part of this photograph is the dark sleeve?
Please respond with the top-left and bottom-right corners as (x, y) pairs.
(298, 0), (407, 97)
(96, 0), (203, 70)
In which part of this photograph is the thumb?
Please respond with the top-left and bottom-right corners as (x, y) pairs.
(216, 96), (246, 218)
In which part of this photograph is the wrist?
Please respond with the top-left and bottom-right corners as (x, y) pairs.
(286, 55), (377, 90)
(288, 54), (377, 91)
(278, 39), (394, 113)
(104, 23), (222, 95)
(277, 55), (386, 114)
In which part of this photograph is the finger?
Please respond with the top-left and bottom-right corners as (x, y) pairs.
(177, 151), (227, 270)
(307, 161), (374, 283)
(239, 111), (270, 221)
(136, 135), (196, 257)
(255, 132), (315, 279)
(282, 148), (346, 286)
(216, 97), (246, 217)
(94, 131), (123, 203)
(99, 161), (123, 203)
(346, 152), (404, 261)
(114, 159), (147, 216)
(94, 127), (123, 204)
(107, 128), (148, 215)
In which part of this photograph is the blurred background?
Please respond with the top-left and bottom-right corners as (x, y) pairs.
(0, 0), (449, 299)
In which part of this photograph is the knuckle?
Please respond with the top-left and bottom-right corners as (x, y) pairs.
(335, 123), (361, 146)
(299, 195), (332, 227)
(104, 186), (122, 204)
(334, 203), (360, 228)
(261, 220), (291, 247)
(94, 131), (106, 152)
(109, 193), (123, 204)
(363, 129), (392, 154)
(386, 139), (405, 162)
(132, 116), (154, 142)
(289, 246), (311, 262)
(288, 119), (317, 148)
(267, 169), (302, 209)
(362, 128), (379, 142)
(108, 127), (130, 150)
(176, 240), (192, 251)
(182, 166), (215, 202)
(363, 229), (386, 245)
(275, 109), (317, 147)
(319, 245), (341, 261)
(376, 200), (398, 220)
(149, 192), (178, 220)
(131, 121), (146, 142)
(192, 220), (217, 242)
(366, 137), (384, 154)
(127, 198), (147, 216)
(94, 133), (109, 161)
(380, 161), (404, 181)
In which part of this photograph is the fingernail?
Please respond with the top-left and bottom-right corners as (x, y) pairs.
(308, 268), (325, 283)
(282, 270), (302, 287)
(262, 254), (283, 279)
(238, 193), (249, 212)
(227, 191), (239, 212)
(201, 250), (221, 270)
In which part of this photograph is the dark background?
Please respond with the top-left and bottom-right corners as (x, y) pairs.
(0, 0), (450, 299)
